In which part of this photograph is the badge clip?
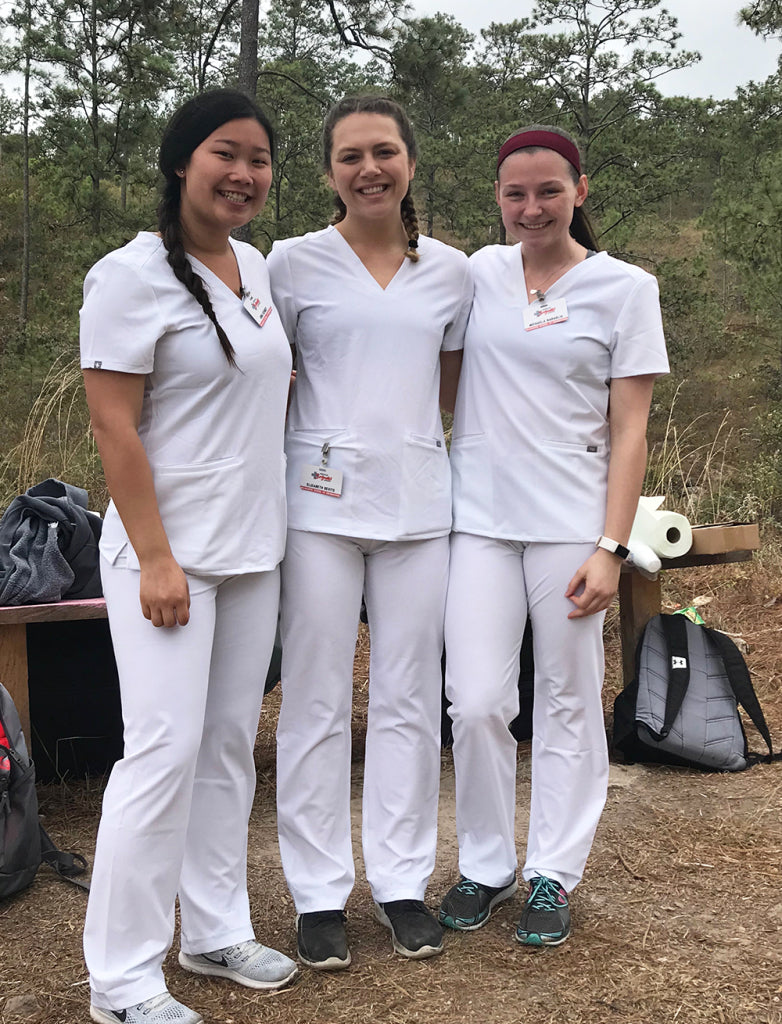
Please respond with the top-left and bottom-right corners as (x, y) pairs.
(299, 442), (344, 498)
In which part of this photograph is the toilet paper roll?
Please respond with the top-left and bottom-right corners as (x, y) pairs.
(629, 496), (692, 559)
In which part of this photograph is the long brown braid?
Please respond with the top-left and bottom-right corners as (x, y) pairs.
(157, 180), (237, 367)
(400, 190), (420, 263)
(323, 95), (420, 263)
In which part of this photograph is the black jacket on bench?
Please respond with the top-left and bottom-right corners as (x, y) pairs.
(0, 479), (102, 605)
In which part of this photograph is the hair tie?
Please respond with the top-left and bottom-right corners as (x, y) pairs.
(407, 238), (419, 250)
(497, 130), (581, 175)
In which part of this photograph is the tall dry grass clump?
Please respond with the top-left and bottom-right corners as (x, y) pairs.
(644, 382), (760, 526)
(0, 356), (105, 511)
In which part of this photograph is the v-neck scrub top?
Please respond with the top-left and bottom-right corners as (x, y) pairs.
(268, 226), (473, 540)
(80, 231), (292, 575)
(451, 244), (669, 543)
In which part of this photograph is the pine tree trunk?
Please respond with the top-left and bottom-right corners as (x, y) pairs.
(237, 0), (259, 96)
(234, 0), (259, 243)
(19, 6), (31, 346)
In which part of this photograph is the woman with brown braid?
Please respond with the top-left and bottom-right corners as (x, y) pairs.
(80, 90), (297, 1024)
(267, 95), (473, 970)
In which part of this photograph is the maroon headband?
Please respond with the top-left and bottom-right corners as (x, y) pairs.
(496, 130), (581, 175)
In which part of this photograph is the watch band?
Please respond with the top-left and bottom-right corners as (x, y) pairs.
(596, 535), (630, 560)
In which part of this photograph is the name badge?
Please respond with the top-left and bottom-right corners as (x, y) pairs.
(242, 289), (273, 327)
(300, 464), (343, 497)
(523, 298), (569, 331)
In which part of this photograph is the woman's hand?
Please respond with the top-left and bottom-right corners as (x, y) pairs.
(565, 548), (622, 619)
(139, 554), (191, 628)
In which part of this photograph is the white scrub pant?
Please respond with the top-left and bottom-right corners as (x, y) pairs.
(276, 529), (449, 912)
(444, 533), (609, 894)
(84, 555), (280, 1011)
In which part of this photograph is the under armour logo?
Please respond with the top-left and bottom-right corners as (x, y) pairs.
(671, 656), (687, 669)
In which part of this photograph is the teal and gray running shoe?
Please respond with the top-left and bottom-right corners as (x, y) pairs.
(439, 875), (518, 931)
(515, 875), (570, 947)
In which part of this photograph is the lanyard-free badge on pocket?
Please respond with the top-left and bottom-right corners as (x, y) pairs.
(300, 442), (343, 497)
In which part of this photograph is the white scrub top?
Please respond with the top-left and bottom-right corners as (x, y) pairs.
(451, 244), (669, 543)
(268, 226), (473, 541)
(80, 231), (292, 575)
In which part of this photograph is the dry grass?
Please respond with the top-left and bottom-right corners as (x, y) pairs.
(0, 356), (104, 512)
(2, 553), (782, 1024)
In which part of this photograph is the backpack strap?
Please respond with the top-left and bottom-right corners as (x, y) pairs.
(703, 626), (782, 765)
(657, 614), (691, 739)
(39, 825), (90, 891)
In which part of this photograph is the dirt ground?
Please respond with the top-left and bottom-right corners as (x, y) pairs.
(1, 553), (781, 1024)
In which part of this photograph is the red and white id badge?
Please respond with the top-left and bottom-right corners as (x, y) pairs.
(523, 298), (569, 331)
(242, 289), (273, 327)
(300, 464), (343, 497)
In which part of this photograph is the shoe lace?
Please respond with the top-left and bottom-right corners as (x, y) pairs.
(221, 940), (252, 957)
(455, 879), (480, 896)
(528, 876), (564, 911)
(137, 994), (174, 1017)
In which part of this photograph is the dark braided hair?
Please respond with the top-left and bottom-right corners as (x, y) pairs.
(157, 89), (276, 366)
(323, 95), (420, 263)
(498, 124), (600, 252)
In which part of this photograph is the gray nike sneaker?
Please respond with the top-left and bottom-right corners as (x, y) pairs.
(90, 992), (203, 1024)
(178, 939), (298, 990)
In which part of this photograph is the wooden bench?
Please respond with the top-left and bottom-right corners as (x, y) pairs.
(0, 598), (108, 742)
(618, 523), (760, 686)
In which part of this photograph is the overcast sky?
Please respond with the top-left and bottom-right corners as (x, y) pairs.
(410, 0), (781, 99)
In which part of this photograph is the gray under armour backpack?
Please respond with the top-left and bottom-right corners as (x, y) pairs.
(613, 613), (780, 772)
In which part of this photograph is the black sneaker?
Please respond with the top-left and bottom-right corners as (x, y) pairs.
(374, 900), (444, 959)
(296, 910), (351, 970)
(439, 875), (518, 931)
(515, 875), (571, 947)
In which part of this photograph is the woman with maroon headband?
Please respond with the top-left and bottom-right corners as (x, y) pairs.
(438, 125), (668, 946)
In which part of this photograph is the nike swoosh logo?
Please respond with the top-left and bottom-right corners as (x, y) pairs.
(202, 953), (229, 966)
(111, 1013), (127, 1022)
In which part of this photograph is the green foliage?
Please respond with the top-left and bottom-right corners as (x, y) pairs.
(703, 71), (782, 358)
(740, 1), (782, 37)
(525, 0), (700, 163)
(391, 15), (474, 237)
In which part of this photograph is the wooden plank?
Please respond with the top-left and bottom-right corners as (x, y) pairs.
(0, 598), (107, 626)
(660, 549), (755, 570)
(618, 571), (662, 687)
(0, 623), (31, 741)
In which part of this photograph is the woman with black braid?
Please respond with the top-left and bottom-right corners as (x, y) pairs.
(267, 95), (472, 969)
(80, 90), (297, 1024)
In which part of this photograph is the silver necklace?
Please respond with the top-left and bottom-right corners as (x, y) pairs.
(526, 254), (578, 304)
